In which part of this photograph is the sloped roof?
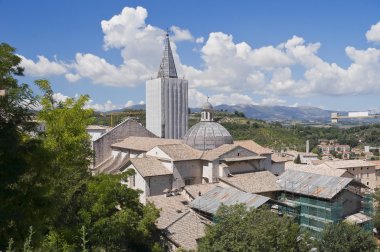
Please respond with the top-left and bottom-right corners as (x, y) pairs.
(157, 144), (203, 161)
(271, 153), (290, 163)
(277, 170), (353, 199)
(112, 136), (182, 152)
(234, 140), (273, 155)
(219, 171), (280, 193)
(201, 144), (242, 161)
(286, 162), (352, 177)
(128, 157), (171, 177)
(190, 186), (270, 215)
(324, 160), (376, 169)
(184, 183), (220, 199)
(147, 195), (209, 251)
(157, 33), (177, 78)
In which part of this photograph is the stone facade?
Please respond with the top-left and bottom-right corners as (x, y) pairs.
(92, 119), (156, 167)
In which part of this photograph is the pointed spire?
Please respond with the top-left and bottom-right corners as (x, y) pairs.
(157, 33), (178, 78)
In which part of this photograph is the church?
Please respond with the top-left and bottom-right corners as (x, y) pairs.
(90, 33), (281, 203)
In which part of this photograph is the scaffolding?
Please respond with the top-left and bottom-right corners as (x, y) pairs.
(361, 193), (374, 231)
(278, 192), (343, 238)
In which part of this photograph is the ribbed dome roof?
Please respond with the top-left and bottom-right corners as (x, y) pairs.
(202, 101), (213, 110)
(183, 121), (233, 151)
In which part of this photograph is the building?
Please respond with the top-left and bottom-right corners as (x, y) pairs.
(146, 33), (188, 139)
(277, 170), (370, 237)
(182, 101), (233, 150)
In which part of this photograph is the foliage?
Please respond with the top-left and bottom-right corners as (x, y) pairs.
(318, 222), (376, 252)
(0, 43), (54, 249)
(56, 173), (160, 251)
(36, 79), (94, 204)
(198, 204), (313, 252)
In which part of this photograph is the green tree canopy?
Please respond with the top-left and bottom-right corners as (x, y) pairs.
(318, 222), (376, 252)
(198, 204), (313, 252)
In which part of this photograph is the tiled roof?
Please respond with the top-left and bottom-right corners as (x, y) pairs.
(190, 186), (270, 215)
(112, 136), (182, 151)
(157, 144), (203, 161)
(86, 125), (110, 130)
(271, 153), (290, 163)
(324, 160), (376, 169)
(219, 171), (280, 193)
(201, 144), (241, 161)
(234, 140), (273, 154)
(128, 157), (171, 177)
(277, 170), (353, 199)
(285, 162), (351, 177)
(184, 183), (220, 199)
(147, 195), (209, 250)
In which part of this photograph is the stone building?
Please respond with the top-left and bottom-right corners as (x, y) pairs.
(146, 33), (188, 139)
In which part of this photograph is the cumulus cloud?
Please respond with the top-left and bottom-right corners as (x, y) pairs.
(19, 55), (67, 76)
(53, 92), (70, 103)
(86, 99), (120, 112)
(366, 21), (380, 43)
(170, 26), (193, 42)
(260, 96), (286, 106)
(195, 37), (204, 44)
(19, 8), (380, 107)
(125, 100), (134, 107)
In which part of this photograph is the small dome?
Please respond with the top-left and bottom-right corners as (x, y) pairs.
(183, 122), (233, 151)
(202, 101), (213, 110)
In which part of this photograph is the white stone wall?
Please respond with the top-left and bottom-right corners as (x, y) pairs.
(124, 164), (148, 203)
(147, 175), (172, 196)
(146, 78), (188, 139)
(172, 160), (202, 188)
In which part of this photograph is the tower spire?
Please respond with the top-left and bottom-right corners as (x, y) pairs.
(157, 33), (178, 78)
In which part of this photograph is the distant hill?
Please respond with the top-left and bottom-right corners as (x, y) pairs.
(112, 104), (338, 122)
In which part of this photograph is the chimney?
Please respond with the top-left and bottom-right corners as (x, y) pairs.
(306, 140), (310, 153)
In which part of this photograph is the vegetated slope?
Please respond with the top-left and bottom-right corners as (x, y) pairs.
(94, 110), (380, 152)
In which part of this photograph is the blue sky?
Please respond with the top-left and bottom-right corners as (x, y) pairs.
(1, 0), (380, 111)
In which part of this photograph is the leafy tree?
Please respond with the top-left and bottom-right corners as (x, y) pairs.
(317, 222), (376, 252)
(198, 204), (313, 252)
(0, 43), (54, 248)
(57, 173), (161, 251)
(36, 79), (94, 204)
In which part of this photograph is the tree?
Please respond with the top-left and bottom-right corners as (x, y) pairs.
(294, 154), (302, 164)
(198, 204), (313, 252)
(55, 173), (161, 251)
(0, 43), (54, 249)
(36, 79), (94, 204)
(318, 222), (376, 252)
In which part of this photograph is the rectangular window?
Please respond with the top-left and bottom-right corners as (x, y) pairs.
(130, 175), (135, 187)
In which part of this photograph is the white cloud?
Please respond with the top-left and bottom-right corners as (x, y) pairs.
(260, 96), (286, 106)
(139, 100), (145, 105)
(125, 100), (134, 107)
(195, 37), (204, 44)
(52, 92), (70, 102)
(65, 73), (81, 82)
(188, 88), (257, 107)
(366, 21), (380, 43)
(170, 25), (193, 42)
(19, 55), (67, 76)
(86, 99), (120, 112)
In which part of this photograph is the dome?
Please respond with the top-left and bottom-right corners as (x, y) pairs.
(183, 121), (233, 151)
(202, 101), (213, 110)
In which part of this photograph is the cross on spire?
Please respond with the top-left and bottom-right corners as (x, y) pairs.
(157, 32), (178, 78)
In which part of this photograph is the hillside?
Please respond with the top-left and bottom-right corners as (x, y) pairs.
(117, 104), (337, 123)
(94, 109), (380, 152)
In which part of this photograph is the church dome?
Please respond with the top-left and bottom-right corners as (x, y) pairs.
(183, 122), (233, 151)
(183, 99), (233, 151)
(202, 101), (213, 110)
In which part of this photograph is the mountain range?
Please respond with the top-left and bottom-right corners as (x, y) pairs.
(117, 104), (337, 123)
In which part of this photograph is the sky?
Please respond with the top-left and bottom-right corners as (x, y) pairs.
(1, 0), (380, 112)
